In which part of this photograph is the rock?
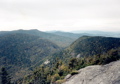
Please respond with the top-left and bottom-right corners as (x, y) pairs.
(44, 59), (50, 65)
(76, 54), (81, 58)
(63, 60), (120, 84)
(64, 74), (72, 80)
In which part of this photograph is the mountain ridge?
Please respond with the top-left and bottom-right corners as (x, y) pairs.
(54, 36), (120, 61)
(0, 29), (76, 47)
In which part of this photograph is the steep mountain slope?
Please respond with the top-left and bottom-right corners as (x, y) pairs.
(0, 33), (60, 81)
(0, 29), (75, 47)
(63, 60), (120, 84)
(54, 36), (120, 60)
(69, 36), (120, 55)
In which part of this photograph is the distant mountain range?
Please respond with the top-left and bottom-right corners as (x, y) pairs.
(47, 31), (92, 39)
(0, 29), (120, 48)
(48, 30), (120, 37)
(0, 29), (77, 47)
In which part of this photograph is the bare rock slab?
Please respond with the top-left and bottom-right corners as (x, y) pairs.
(63, 60), (120, 84)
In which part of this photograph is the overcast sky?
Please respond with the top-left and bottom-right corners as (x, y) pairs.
(0, 0), (120, 32)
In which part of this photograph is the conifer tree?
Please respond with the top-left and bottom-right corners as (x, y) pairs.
(1, 67), (11, 84)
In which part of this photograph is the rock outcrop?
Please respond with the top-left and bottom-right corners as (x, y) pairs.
(63, 60), (120, 84)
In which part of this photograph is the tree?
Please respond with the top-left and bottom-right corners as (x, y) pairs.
(1, 67), (11, 84)
(68, 58), (78, 69)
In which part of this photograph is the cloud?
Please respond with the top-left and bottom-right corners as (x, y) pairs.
(0, 0), (120, 31)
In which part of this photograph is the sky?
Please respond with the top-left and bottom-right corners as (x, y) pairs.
(0, 0), (120, 32)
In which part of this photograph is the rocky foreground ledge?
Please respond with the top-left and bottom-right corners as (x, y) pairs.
(63, 60), (120, 84)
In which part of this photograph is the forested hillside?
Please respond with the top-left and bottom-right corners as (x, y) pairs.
(0, 29), (76, 47)
(17, 36), (120, 84)
(53, 36), (120, 60)
(0, 33), (60, 81)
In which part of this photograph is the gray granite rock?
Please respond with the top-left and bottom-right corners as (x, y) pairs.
(64, 74), (72, 80)
(63, 60), (120, 84)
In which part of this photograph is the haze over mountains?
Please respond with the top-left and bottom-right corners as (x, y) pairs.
(48, 30), (120, 38)
(0, 29), (120, 84)
(0, 29), (76, 47)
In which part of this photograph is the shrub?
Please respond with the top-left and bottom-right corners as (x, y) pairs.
(70, 70), (79, 75)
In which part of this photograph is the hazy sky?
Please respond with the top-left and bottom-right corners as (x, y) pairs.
(0, 0), (120, 32)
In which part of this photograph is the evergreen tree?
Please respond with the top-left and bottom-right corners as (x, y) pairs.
(68, 58), (77, 69)
(1, 67), (11, 84)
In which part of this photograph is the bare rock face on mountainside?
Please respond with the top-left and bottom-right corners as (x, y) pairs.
(63, 60), (120, 84)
